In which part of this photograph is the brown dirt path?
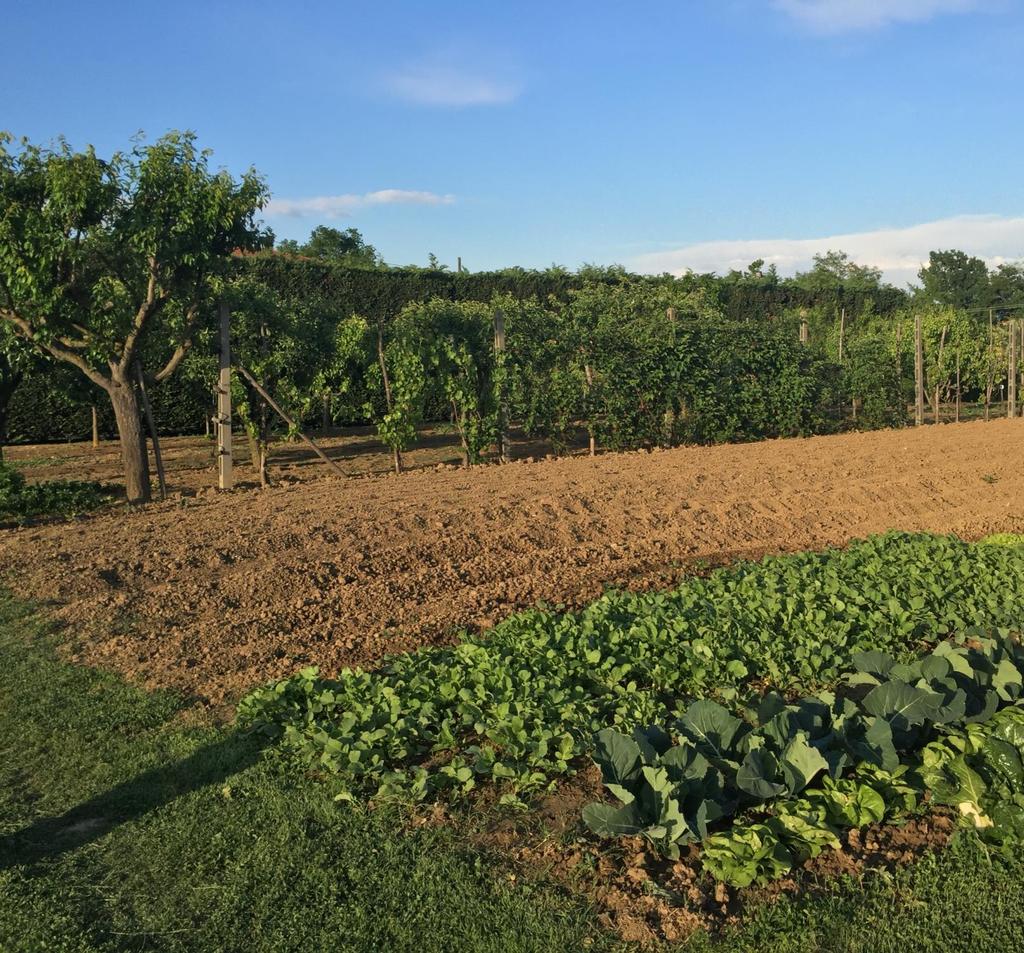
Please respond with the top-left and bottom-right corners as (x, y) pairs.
(2, 420), (1021, 706)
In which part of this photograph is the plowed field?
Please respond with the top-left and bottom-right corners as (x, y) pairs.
(2, 420), (1021, 707)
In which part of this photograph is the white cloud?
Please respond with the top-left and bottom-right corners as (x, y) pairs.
(266, 189), (455, 218)
(772, 0), (986, 32)
(629, 214), (1024, 286)
(382, 62), (521, 106)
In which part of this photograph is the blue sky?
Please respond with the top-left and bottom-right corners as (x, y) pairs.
(3, 0), (1023, 284)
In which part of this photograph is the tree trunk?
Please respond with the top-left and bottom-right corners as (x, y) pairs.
(109, 374), (151, 503)
(0, 368), (21, 464)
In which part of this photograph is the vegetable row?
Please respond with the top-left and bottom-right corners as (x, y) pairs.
(238, 533), (1024, 802)
(583, 633), (1024, 886)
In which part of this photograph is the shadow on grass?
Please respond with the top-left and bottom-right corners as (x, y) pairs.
(0, 730), (267, 871)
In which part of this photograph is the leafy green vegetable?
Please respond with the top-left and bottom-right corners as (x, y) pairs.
(701, 826), (793, 887)
(0, 462), (111, 522)
(240, 534), (1024, 801)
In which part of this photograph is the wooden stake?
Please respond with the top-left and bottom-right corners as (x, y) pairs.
(217, 301), (234, 490)
(134, 363), (166, 501)
(493, 308), (510, 464)
(914, 314), (924, 427)
(1010, 320), (1019, 419)
(933, 324), (947, 424)
(955, 350), (961, 423)
(236, 365), (346, 478)
(584, 363), (596, 456)
(986, 309), (994, 421)
(91, 404), (99, 449)
(376, 319), (402, 474)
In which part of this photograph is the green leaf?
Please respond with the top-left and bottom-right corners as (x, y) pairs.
(736, 748), (787, 800)
(982, 737), (1024, 793)
(592, 728), (644, 790)
(853, 650), (894, 678)
(678, 700), (745, 760)
(582, 801), (647, 837)
(993, 658), (1023, 702)
(780, 733), (829, 794)
(862, 681), (939, 728)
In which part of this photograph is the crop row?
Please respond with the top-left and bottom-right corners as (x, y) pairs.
(583, 632), (1024, 885)
(239, 533), (1024, 801)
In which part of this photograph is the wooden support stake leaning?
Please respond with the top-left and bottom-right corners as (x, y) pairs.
(91, 405), (99, 449)
(493, 308), (510, 464)
(236, 365), (346, 479)
(135, 362), (167, 501)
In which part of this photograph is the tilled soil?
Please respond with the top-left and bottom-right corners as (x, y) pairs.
(2, 420), (1022, 706)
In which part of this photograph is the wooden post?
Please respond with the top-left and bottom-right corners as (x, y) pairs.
(1009, 320), (1018, 419)
(799, 319), (809, 345)
(667, 305), (678, 351)
(584, 363), (596, 456)
(933, 324), (947, 423)
(838, 307), (845, 363)
(135, 362), (167, 501)
(914, 314), (924, 427)
(955, 350), (961, 423)
(91, 405), (99, 449)
(493, 308), (510, 464)
(236, 366), (346, 478)
(985, 309), (994, 421)
(217, 301), (234, 490)
(376, 319), (402, 474)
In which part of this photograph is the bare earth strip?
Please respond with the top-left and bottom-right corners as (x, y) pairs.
(2, 420), (1021, 706)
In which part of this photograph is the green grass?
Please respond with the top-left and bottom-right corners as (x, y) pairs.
(3, 594), (1024, 952)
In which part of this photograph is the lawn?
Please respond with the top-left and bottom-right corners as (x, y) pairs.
(3, 595), (1024, 953)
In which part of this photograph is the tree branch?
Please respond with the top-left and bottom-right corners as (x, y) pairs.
(153, 303), (203, 383)
(0, 307), (111, 392)
(120, 256), (167, 370)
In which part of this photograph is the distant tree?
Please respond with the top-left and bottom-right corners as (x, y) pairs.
(0, 131), (268, 501)
(917, 250), (990, 310)
(724, 258), (780, 286)
(988, 262), (1024, 309)
(277, 225), (381, 267)
(794, 250), (883, 292)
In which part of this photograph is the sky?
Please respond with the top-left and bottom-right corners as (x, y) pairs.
(3, 0), (1023, 286)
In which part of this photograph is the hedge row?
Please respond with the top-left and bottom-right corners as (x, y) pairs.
(5, 257), (909, 445)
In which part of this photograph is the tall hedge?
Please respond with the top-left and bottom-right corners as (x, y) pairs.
(4, 255), (910, 447)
